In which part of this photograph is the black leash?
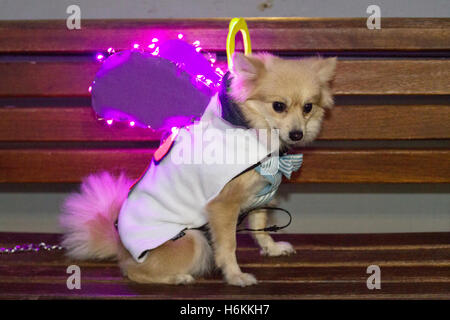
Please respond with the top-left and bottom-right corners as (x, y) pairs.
(171, 206), (292, 243)
(236, 206), (292, 233)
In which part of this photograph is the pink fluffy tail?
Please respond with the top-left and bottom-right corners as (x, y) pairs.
(59, 172), (132, 260)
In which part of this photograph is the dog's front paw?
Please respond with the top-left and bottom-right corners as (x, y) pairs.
(261, 241), (296, 257)
(174, 274), (195, 285)
(226, 272), (258, 287)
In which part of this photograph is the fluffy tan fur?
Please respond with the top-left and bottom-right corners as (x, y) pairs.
(59, 53), (337, 286)
(231, 53), (337, 146)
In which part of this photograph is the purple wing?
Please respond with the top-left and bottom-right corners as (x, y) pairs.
(91, 40), (223, 130)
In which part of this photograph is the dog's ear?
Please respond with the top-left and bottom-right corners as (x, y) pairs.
(231, 52), (265, 80)
(313, 57), (337, 85)
(312, 57), (337, 109)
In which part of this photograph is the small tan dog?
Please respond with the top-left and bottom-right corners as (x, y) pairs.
(60, 53), (336, 287)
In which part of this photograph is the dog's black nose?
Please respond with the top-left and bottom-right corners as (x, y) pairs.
(289, 130), (303, 141)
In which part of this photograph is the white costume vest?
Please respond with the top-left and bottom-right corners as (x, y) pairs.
(118, 94), (277, 262)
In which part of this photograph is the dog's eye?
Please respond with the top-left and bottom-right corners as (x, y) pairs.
(272, 101), (287, 113)
(303, 103), (313, 114)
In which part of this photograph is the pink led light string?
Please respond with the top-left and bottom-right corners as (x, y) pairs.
(90, 34), (226, 129)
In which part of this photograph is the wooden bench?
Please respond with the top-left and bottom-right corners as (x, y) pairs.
(0, 18), (449, 299)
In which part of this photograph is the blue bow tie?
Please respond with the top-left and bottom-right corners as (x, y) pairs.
(249, 153), (303, 209)
(278, 154), (303, 179)
(256, 153), (303, 180)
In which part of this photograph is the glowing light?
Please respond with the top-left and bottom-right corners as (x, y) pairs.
(88, 86), (92, 93)
(215, 67), (224, 75)
(171, 127), (179, 134)
(175, 62), (185, 69)
(151, 47), (159, 56)
(94, 35), (224, 126)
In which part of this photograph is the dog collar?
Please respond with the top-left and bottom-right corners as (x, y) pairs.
(218, 72), (250, 129)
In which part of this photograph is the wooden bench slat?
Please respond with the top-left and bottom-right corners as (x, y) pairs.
(1, 248), (448, 266)
(1, 105), (449, 142)
(0, 18), (449, 53)
(0, 107), (161, 142)
(293, 149), (450, 183)
(1, 60), (449, 97)
(0, 149), (448, 183)
(319, 104), (450, 140)
(1, 232), (449, 248)
(0, 281), (448, 299)
(1, 265), (448, 282)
